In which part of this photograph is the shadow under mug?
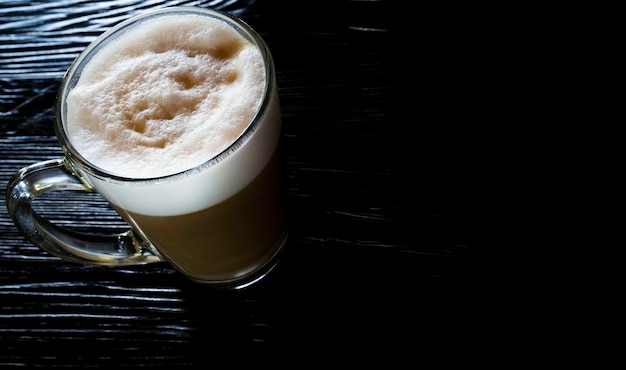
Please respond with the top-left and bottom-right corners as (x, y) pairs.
(5, 7), (288, 290)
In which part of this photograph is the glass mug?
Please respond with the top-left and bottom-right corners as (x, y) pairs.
(5, 7), (288, 290)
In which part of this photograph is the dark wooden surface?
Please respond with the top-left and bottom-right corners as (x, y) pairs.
(1, 1), (497, 368)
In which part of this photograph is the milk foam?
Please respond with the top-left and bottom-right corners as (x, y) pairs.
(66, 15), (266, 178)
(62, 9), (281, 217)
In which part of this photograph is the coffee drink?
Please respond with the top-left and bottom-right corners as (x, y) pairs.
(119, 144), (286, 282)
(61, 8), (287, 285)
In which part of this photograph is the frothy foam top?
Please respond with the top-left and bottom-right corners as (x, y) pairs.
(66, 15), (266, 178)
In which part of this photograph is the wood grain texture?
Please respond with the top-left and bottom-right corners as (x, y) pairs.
(1, 0), (497, 368)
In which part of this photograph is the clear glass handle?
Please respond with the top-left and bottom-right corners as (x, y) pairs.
(5, 158), (164, 265)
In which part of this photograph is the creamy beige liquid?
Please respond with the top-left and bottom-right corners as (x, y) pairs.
(64, 10), (287, 284)
(116, 144), (287, 282)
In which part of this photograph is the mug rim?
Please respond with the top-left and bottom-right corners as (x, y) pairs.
(54, 6), (275, 186)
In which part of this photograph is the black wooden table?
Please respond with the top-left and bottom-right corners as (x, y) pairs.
(1, 1), (497, 368)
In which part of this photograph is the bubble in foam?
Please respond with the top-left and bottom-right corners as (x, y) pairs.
(66, 14), (266, 178)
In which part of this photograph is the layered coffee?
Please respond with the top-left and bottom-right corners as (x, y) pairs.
(63, 9), (286, 284)
(118, 143), (287, 282)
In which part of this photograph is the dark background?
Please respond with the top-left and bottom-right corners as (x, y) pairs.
(1, 0), (498, 368)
